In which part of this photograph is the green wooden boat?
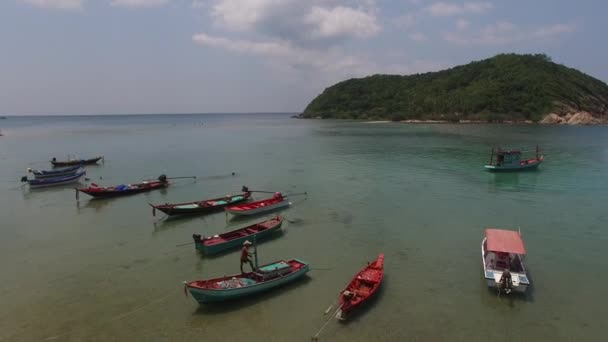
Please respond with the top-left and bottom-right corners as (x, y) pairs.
(184, 258), (309, 303)
(484, 146), (544, 172)
(192, 216), (283, 255)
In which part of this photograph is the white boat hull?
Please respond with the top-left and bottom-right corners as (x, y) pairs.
(481, 237), (530, 294)
(226, 201), (290, 216)
(29, 172), (85, 188)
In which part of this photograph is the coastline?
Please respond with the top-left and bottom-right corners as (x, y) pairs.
(295, 111), (608, 125)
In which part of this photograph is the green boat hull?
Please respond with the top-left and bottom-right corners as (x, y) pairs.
(195, 226), (281, 255)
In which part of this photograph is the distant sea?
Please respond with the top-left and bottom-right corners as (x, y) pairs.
(0, 114), (606, 341)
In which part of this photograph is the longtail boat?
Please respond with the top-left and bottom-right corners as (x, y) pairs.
(336, 254), (384, 320)
(192, 216), (283, 255)
(28, 164), (82, 179)
(184, 258), (309, 303)
(76, 175), (169, 199)
(225, 192), (290, 216)
(485, 146), (543, 172)
(150, 192), (252, 217)
(51, 156), (103, 167)
(482, 228), (530, 294)
(22, 170), (86, 188)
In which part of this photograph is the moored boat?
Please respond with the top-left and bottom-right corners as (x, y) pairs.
(336, 254), (384, 320)
(28, 164), (82, 179)
(150, 192), (252, 217)
(192, 216), (283, 255)
(76, 175), (169, 199)
(51, 156), (103, 167)
(183, 258), (309, 303)
(225, 192), (290, 216)
(484, 146), (543, 171)
(482, 228), (530, 294)
(22, 170), (86, 188)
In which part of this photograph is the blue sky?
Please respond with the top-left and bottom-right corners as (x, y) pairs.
(0, 0), (605, 115)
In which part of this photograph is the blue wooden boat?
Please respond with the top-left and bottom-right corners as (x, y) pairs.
(183, 258), (309, 303)
(28, 164), (82, 179)
(192, 216), (283, 255)
(22, 170), (86, 188)
(484, 146), (543, 172)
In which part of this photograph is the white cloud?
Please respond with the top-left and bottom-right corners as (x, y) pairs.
(210, 0), (380, 44)
(19, 0), (83, 10)
(409, 32), (427, 42)
(443, 22), (576, 45)
(456, 18), (470, 30)
(426, 2), (492, 16)
(305, 6), (380, 39)
(110, 0), (170, 7)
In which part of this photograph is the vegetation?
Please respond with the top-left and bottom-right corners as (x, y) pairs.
(301, 54), (608, 122)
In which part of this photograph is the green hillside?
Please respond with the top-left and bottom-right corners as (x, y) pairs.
(301, 54), (608, 122)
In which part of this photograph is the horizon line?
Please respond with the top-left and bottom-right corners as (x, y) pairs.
(0, 112), (300, 117)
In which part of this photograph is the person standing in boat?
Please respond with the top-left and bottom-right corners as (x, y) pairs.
(273, 192), (283, 200)
(240, 240), (255, 273)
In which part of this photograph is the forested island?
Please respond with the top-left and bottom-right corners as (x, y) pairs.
(300, 54), (608, 124)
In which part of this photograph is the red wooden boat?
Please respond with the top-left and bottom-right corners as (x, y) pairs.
(336, 254), (384, 320)
(225, 192), (290, 216)
(76, 175), (169, 199)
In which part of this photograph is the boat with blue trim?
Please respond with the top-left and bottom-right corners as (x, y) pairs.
(484, 146), (543, 172)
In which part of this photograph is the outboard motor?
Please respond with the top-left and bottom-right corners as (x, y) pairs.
(499, 269), (513, 294)
(242, 185), (249, 193)
(158, 174), (168, 183)
(20, 176), (28, 183)
(192, 234), (202, 243)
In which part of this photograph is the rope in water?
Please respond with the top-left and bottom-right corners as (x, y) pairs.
(39, 291), (177, 341)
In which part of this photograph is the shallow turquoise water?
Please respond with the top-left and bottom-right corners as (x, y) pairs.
(0, 115), (607, 341)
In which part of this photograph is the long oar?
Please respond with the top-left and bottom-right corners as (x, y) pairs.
(312, 304), (343, 341)
(284, 192), (307, 197)
(166, 176), (196, 180)
(176, 242), (194, 247)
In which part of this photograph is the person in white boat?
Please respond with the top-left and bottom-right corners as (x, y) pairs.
(240, 240), (255, 273)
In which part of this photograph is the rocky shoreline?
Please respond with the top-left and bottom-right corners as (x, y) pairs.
(294, 112), (608, 125)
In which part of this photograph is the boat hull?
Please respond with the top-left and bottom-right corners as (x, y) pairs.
(225, 200), (290, 216)
(195, 217), (283, 255)
(485, 159), (543, 172)
(51, 156), (103, 167)
(481, 237), (530, 294)
(78, 181), (168, 198)
(337, 254), (384, 320)
(185, 259), (309, 303)
(28, 171), (86, 188)
(152, 193), (251, 216)
(32, 164), (82, 179)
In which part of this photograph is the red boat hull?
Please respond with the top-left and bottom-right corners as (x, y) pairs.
(77, 180), (168, 198)
(337, 254), (384, 320)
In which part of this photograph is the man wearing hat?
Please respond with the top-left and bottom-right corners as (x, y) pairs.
(240, 240), (255, 273)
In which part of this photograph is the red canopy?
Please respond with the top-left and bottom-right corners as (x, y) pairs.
(485, 228), (526, 254)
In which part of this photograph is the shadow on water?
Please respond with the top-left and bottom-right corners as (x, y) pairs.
(191, 276), (312, 315)
(76, 198), (113, 213)
(337, 274), (387, 325)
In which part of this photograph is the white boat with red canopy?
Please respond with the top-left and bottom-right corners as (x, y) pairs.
(481, 228), (530, 294)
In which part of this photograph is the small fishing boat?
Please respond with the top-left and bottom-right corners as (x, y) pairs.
(336, 254), (384, 320)
(225, 192), (290, 216)
(22, 170), (86, 188)
(51, 156), (103, 167)
(192, 216), (283, 255)
(76, 175), (169, 199)
(184, 239), (309, 303)
(28, 164), (82, 179)
(484, 146), (543, 172)
(482, 228), (530, 294)
(150, 192), (252, 217)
